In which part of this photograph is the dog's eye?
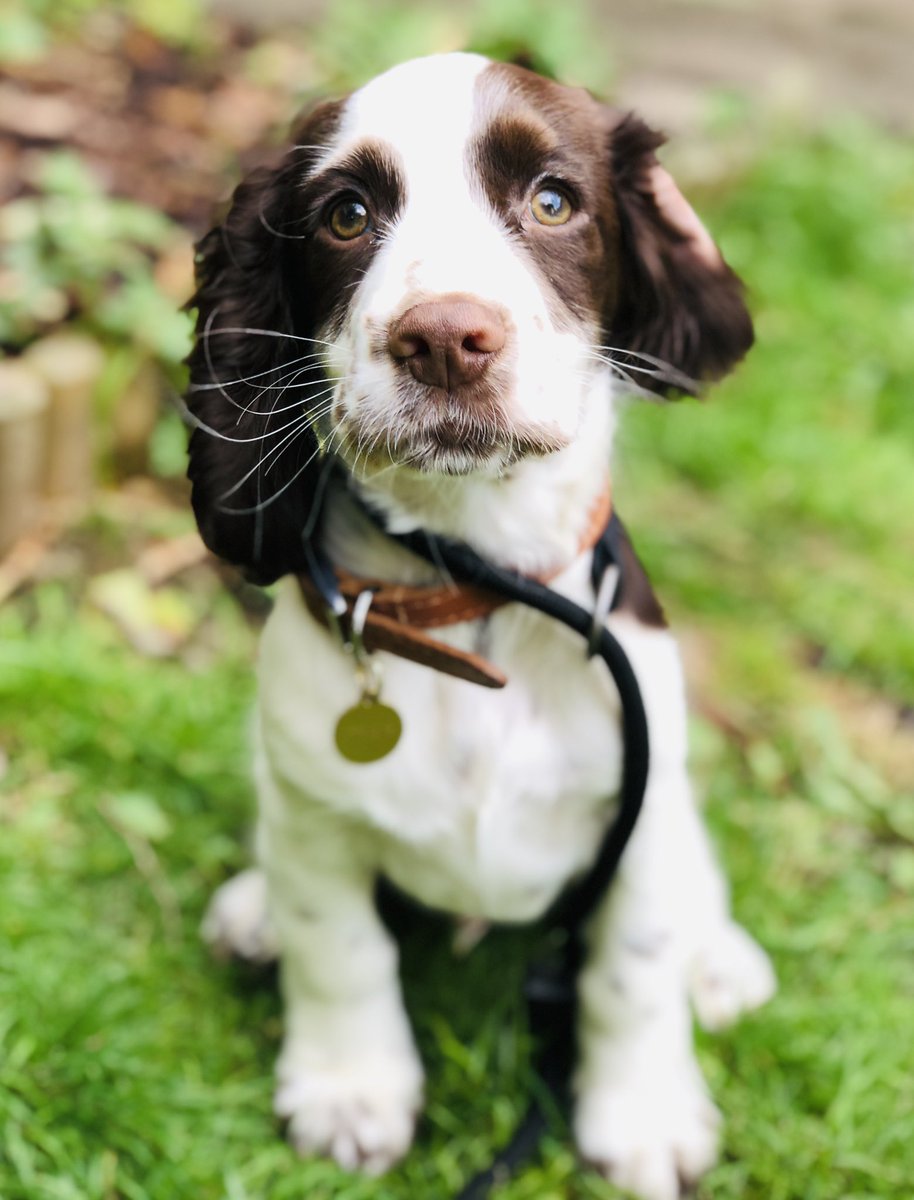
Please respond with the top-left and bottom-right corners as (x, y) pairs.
(328, 198), (370, 241)
(530, 186), (573, 226)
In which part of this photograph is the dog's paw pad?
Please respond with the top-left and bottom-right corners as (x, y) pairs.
(200, 868), (278, 963)
(689, 921), (776, 1032)
(576, 1066), (720, 1200)
(275, 1056), (423, 1175)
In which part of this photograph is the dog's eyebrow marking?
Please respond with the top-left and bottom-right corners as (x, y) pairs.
(472, 114), (558, 204)
(306, 138), (407, 220)
(470, 64), (602, 227)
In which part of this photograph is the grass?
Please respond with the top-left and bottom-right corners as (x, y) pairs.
(2, 120), (914, 1199)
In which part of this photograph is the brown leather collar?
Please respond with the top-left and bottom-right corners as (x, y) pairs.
(297, 485), (611, 689)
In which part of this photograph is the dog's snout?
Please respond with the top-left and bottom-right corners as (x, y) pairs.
(388, 299), (507, 390)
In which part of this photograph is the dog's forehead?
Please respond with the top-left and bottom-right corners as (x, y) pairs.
(343, 53), (487, 149)
(321, 53), (604, 179)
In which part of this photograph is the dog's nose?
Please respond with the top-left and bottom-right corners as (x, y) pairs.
(388, 299), (507, 390)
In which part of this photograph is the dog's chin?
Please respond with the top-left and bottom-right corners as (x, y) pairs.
(400, 440), (504, 477)
(340, 410), (570, 481)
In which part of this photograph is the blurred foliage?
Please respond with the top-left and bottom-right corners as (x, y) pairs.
(0, 151), (191, 367)
(619, 119), (914, 703)
(309, 0), (611, 94)
(0, 0), (207, 60)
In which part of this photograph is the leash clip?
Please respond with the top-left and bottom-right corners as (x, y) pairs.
(349, 588), (381, 700)
(326, 588), (382, 698)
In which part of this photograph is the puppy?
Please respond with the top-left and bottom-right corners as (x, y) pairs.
(188, 53), (775, 1200)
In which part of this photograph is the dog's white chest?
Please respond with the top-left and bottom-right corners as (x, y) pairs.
(258, 578), (623, 922)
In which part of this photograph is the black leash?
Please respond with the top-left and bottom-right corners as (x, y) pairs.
(306, 502), (651, 1196)
(387, 521), (649, 928)
(383, 522), (650, 1198)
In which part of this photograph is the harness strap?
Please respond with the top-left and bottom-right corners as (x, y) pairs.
(297, 581), (508, 687)
(295, 486), (612, 691)
(380, 521), (650, 1198)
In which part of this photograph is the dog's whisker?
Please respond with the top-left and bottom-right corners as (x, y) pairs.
(588, 352), (689, 389)
(234, 377), (340, 424)
(301, 451), (338, 542)
(588, 346), (699, 391)
(585, 353), (666, 401)
(202, 327), (342, 351)
(592, 343), (685, 370)
(348, 426), (374, 480)
(229, 371), (353, 414)
(197, 344), (329, 431)
(231, 386), (344, 425)
(202, 306), (245, 414)
(251, 371), (286, 522)
(188, 353), (328, 392)
(262, 400), (339, 480)
(200, 311), (330, 425)
(218, 419), (337, 514)
(259, 205), (309, 241)
(235, 367), (325, 423)
(255, 419), (315, 483)
(180, 388), (337, 447)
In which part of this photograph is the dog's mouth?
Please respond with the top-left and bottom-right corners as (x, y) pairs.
(343, 404), (568, 477)
(336, 376), (569, 477)
(403, 422), (567, 475)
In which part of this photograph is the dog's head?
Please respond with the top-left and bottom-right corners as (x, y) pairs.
(187, 53), (752, 582)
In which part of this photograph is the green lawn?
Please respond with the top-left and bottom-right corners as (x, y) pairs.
(2, 123), (913, 1199)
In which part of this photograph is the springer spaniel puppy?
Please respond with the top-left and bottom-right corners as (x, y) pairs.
(189, 53), (775, 1200)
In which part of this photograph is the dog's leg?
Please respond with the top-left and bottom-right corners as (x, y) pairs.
(201, 867), (279, 964)
(256, 784), (423, 1176)
(574, 618), (773, 1200)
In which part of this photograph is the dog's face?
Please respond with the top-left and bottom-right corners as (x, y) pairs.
(187, 53), (752, 581)
(302, 54), (632, 481)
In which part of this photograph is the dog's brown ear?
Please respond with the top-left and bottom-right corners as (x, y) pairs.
(186, 155), (313, 583)
(185, 102), (343, 583)
(608, 113), (753, 395)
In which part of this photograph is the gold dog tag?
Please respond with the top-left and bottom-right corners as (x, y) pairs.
(331, 589), (402, 763)
(335, 697), (402, 763)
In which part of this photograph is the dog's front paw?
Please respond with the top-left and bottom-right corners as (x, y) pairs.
(689, 920), (776, 1032)
(575, 1061), (720, 1200)
(200, 868), (278, 963)
(275, 1050), (423, 1176)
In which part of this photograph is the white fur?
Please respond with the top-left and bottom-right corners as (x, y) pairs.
(202, 52), (774, 1198)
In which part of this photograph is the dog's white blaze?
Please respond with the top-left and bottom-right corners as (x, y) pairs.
(319, 53), (600, 483)
(335, 52), (488, 178)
